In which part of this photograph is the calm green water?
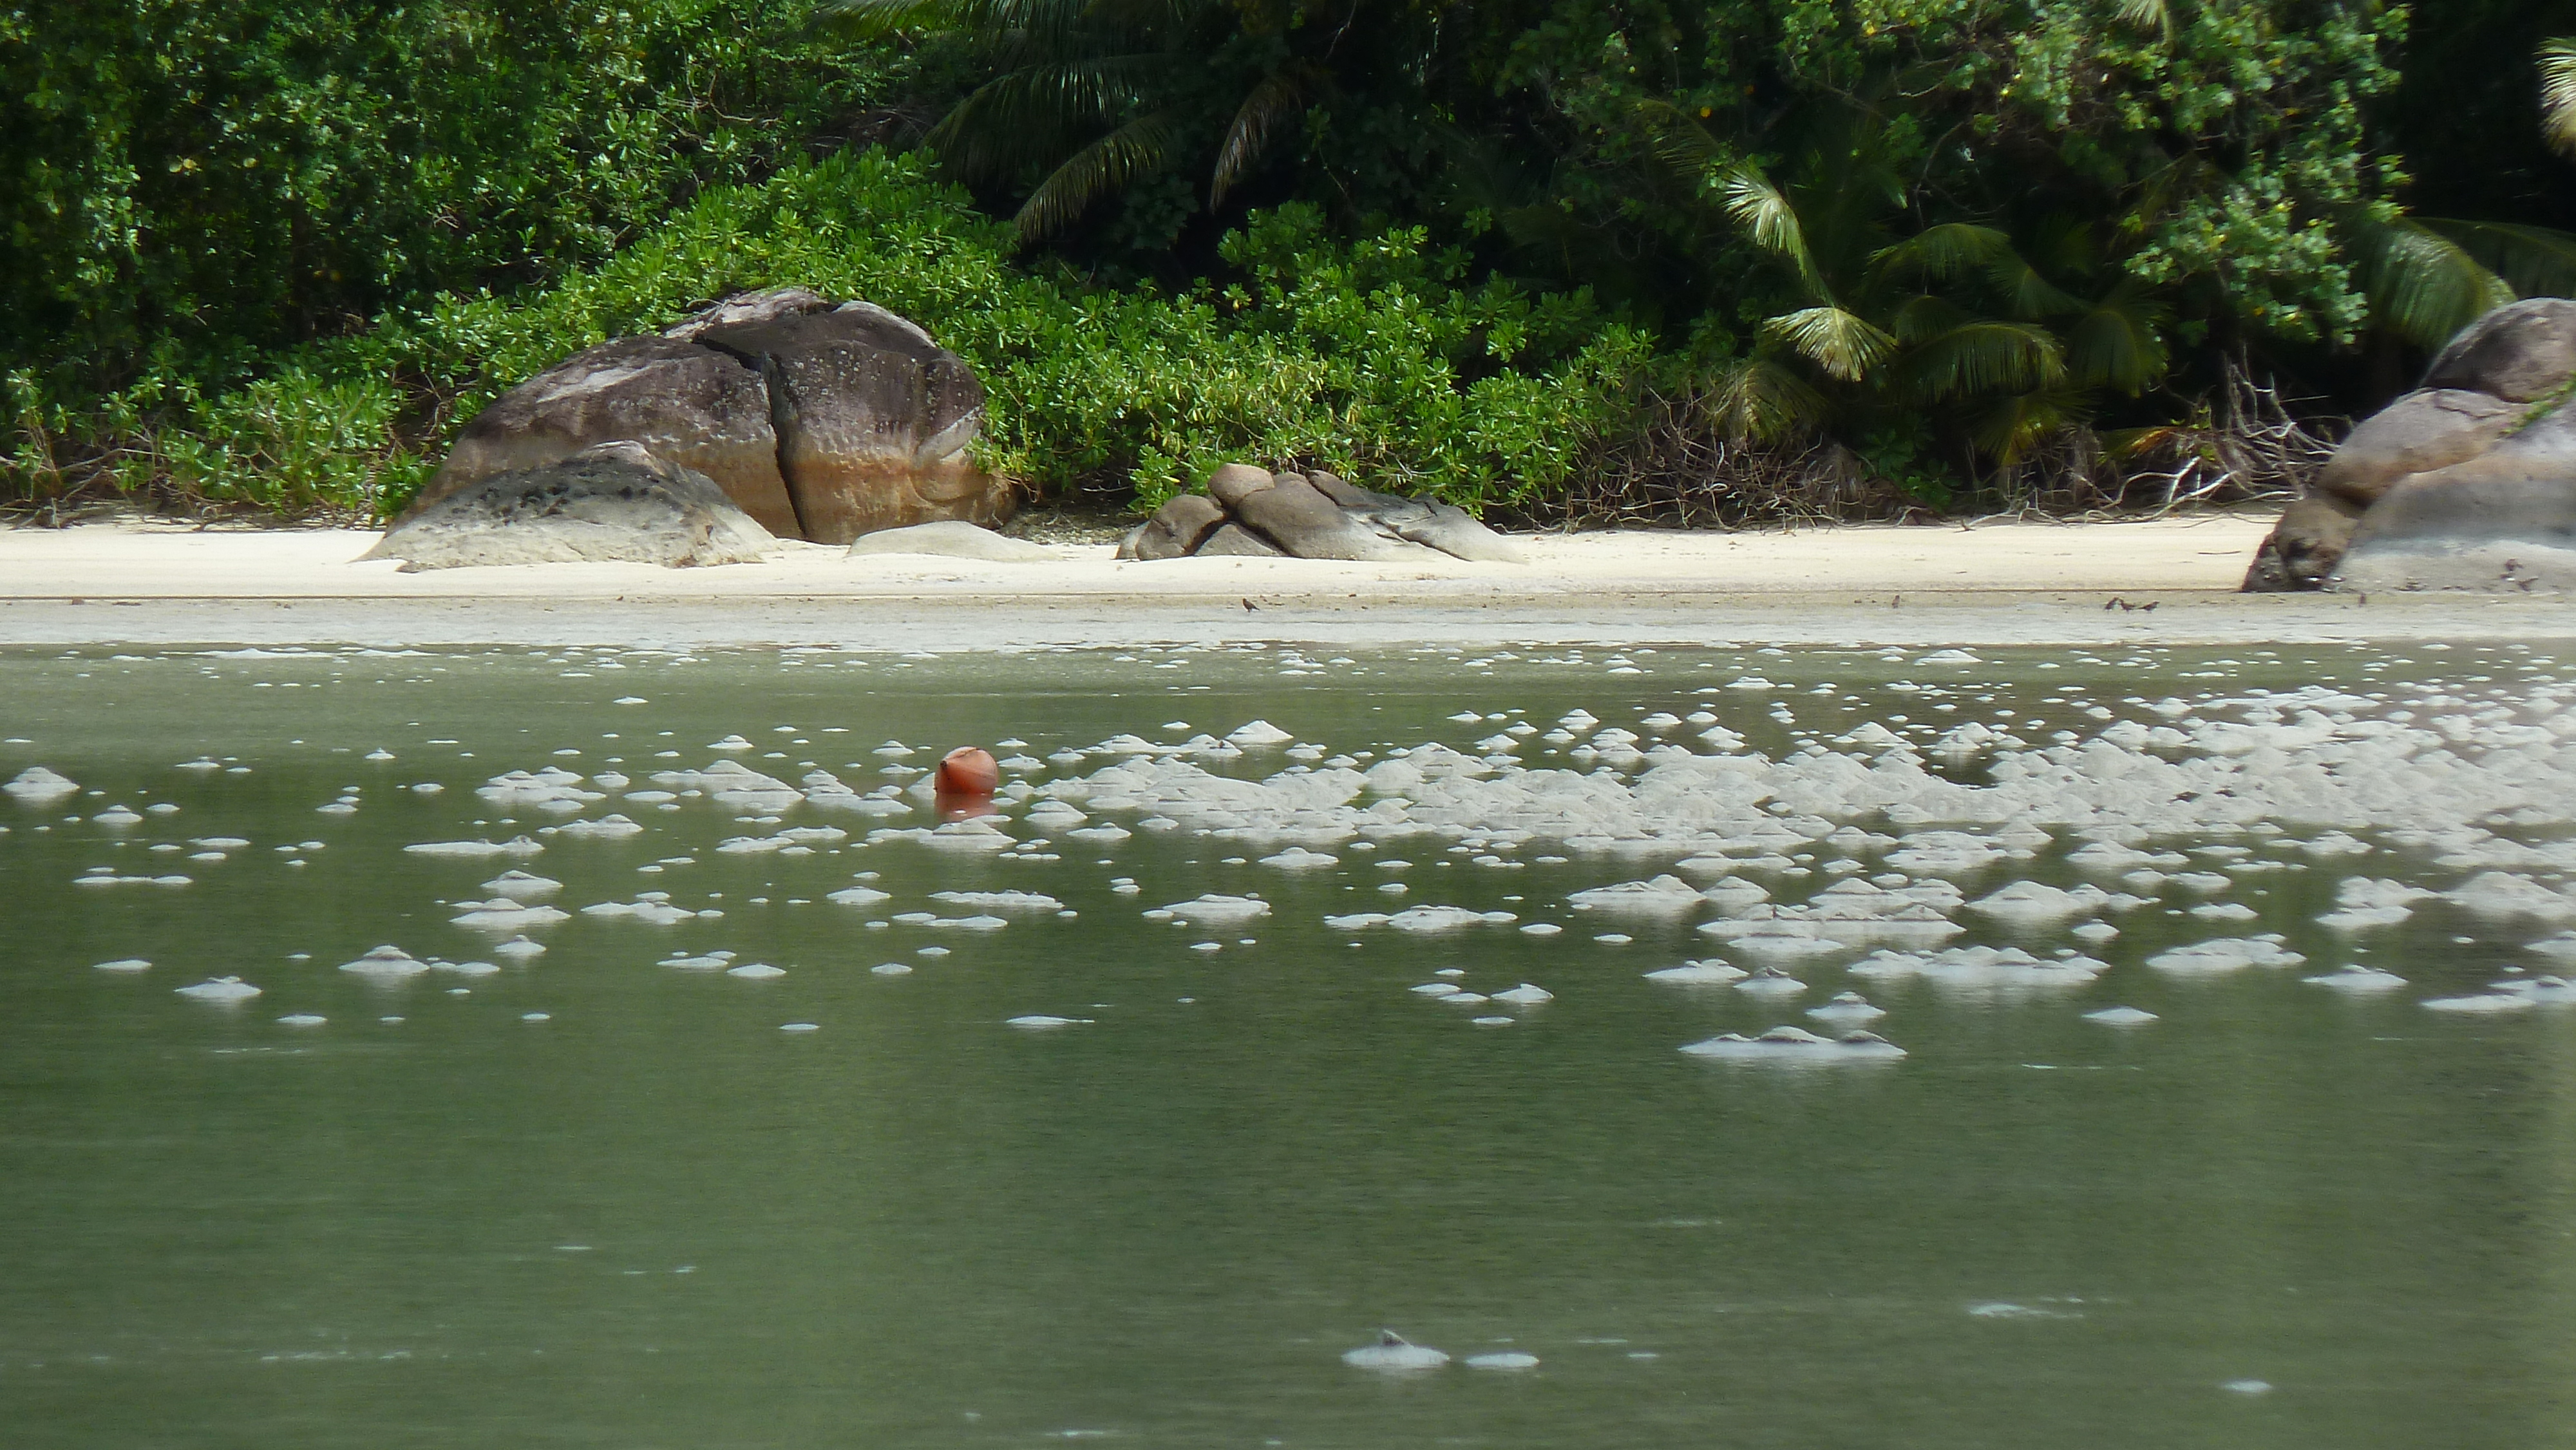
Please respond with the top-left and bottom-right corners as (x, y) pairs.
(4, 641), (2574, 1448)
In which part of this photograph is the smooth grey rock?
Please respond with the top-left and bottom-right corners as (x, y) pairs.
(846, 521), (1054, 562)
(1206, 464), (1278, 511)
(412, 335), (799, 535)
(2314, 388), (2522, 507)
(661, 286), (833, 340)
(1193, 522), (1287, 556)
(2333, 405), (2576, 590)
(1117, 494), (1227, 560)
(1379, 498), (1528, 563)
(2242, 496), (2363, 591)
(1306, 470), (1404, 511)
(411, 290), (1007, 545)
(2423, 297), (2576, 402)
(366, 442), (775, 572)
(1233, 475), (1432, 561)
(696, 307), (1004, 544)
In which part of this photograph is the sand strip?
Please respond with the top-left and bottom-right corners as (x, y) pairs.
(3, 514), (2570, 647)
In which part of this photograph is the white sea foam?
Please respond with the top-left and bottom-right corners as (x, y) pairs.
(930, 890), (1065, 911)
(1325, 905), (1517, 932)
(4, 766), (79, 804)
(2145, 937), (2306, 975)
(1645, 960), (1748, 985)
(404, 836), (544, 858)
(2421, 993), (2535, 1013)
(338, 945), (430, 979)
(450, 899), (571, 930)
(1807, 991), (1886, 1025)
(2302, 965), (2409, 992)
(2082, 1006), (2160, 1026)
(1849, 945), (2108, 988)
(1680, 1026), (1906, 1061)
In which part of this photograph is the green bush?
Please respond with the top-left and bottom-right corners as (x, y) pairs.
(3, 0), (922, 396)
(7, 149), (1653, 517)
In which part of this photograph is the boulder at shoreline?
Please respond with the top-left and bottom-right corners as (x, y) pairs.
(404, 289), (1013, 545)
(365, 441), (775, 571)
(1117, 466), (1526, 565)
(2248, 298), (2576, 592)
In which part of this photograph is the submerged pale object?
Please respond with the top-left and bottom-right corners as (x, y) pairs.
(1342, 1331), (1450, 1371)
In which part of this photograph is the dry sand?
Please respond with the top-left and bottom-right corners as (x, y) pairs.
(3, 512), (2569, 648)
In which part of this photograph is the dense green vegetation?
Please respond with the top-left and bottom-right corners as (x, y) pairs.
(5, 0), (2573, 520)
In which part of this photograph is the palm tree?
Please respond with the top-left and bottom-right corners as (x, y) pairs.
(824, 0), (1429, 246)
(2345, 36), (2576, 350)
(1648, 106), (2170, 467)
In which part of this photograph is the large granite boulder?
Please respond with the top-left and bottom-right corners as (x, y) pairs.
(2247, 297), (2576, 592)
(364, 441), (776, 571)
(403, 288), (1012, 544)
(1115, 466), (1527, 565)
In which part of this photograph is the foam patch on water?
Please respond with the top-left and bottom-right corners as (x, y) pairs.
(2145, 937), (2306, 975)
(2302, 965), (2408, 992)
(1848, 946), (2108, 988)
(1325, 905), (1517, 932)
(1646, 960), (1747, 985)
(1680, 1026), (1906, 1062)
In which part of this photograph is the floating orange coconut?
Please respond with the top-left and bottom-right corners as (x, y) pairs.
(935, 746), (999, 814)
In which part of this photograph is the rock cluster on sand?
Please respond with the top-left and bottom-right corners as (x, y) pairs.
(365, 441), (775, 571)
(1116, 464), (1527, 564)
(398, 288), (1013, 545)
(2248, 297), (2576, 592)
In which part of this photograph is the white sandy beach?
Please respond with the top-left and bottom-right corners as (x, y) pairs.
(1, 513), (2569, 648)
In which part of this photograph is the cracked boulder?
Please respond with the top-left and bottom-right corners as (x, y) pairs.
(1116, 466), (1526, 564)
(401, 288), (1012, 544)
(2248, 297), (2576, 592)
(364, 441), (775, 571)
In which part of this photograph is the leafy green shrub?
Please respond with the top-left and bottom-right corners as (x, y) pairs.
(3, 0), (926, 397)
(8, 149), (1651, 517)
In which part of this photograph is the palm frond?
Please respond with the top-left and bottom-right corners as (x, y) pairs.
(1967, 388), (2093, 464)
(1763, 306), (1898, 382)
(1984, 252), (2086, 319)
(1699, 357), (1831, 444)
(1891, 294), (1973, 345)
(1892, 320), (2065, 400)
(926, 56), (1182, 178)
(1013, 107), (1189, 242)
(1635, 99), (1730, 175)
(1871, 223), (2012, 283)
(2421, 218), (2576, 303)
(2064, 281), (2172, 394)
(1211, 62), (1325, 205)
(2114, 0), (2172, 40)
(2348, 213), (2514, 349)
(2543, 37), (2576, 158)
(1723, 168), (1828, 300)
(819, 0), (1079, 42)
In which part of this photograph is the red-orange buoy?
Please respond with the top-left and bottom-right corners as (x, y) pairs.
(935, 746), (999, 813)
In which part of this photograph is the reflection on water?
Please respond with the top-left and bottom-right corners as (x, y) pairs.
(3, 640), (2574, 1448)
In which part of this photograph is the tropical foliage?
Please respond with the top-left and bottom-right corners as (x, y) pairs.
(6, 0), (2576, 518)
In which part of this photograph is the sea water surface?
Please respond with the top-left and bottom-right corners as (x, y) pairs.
(4, 639), (2575, 1448)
